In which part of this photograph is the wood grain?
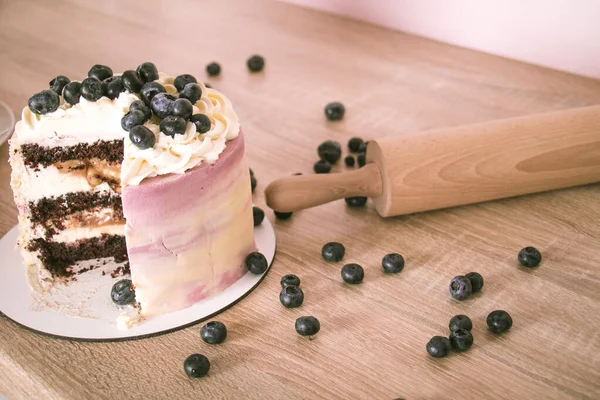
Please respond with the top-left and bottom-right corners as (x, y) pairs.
(1, 0), (600, 399)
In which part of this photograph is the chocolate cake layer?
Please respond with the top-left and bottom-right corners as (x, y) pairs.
(26, 234), (128, 277)
(19, 139), (123, 169)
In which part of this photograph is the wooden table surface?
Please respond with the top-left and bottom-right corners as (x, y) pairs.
(1, 1), (600, 399)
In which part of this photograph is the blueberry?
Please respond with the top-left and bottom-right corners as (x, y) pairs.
(344, 155), (355, 167)
(136, 62), (159, 83)
(251, 175), (257, 192)
(245, 251), (268, 274)
(103, 76), (124, 100)
(151, 93), (176, 119)
(465, 272), (484, 293)
(321, 242), (345, 262)
(449, 276), (472, 301)
(357, 153), (366, 167)
(345, 196), (367, 207)
(358, 141), (368, 153)
(171, 98), (193, 120)
(49, 75), (70, 96)
(487, 310), (513, 334)
(317, 140), (342, 164)
(341, 263), (364, 284)
(28, 90), (60, 115)
(174, 74), (197, 91)
(382, 253), (405, 273)
(80, 77), (104, 101)
(249, 168), (254, 177)
(190, 113), (211, 133)
(121, 110), (147, 132)
(206, 62), (221, 77)
(324, 102), (345, 121)
(449, 315), (473, 332)
(87, 64), (113, 81)
(121, 70), (143, 93)
(314, 160), (331, 174)
(160, 115), (187, 137)
(518, 247), (542, 268)
(129, 100), (152, 121)
(449, 328), (473, 352)
(274, 211), (293, 220)
(348, 137), (364, 153)
(200, 321), (227, 344)
(252, 206), (264, 227)
(280, 285), (304, 308)
(129, 125), (156, 150)
(111, 279), (135, 305)
(281, 274), (301, 288)
(183, 354), (210, 378)
(426, 336), (451, 358)
(179, 83), (202, 104)
(140, 82), (166, 106)
(62, 82), (82, 105)
(295, 316), (320, 337)
(247, 55), (265, 72)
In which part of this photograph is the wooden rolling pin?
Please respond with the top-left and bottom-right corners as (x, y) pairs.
(265, 105), (600, 217)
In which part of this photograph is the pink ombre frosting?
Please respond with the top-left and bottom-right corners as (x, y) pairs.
(122, 131), (255, 316)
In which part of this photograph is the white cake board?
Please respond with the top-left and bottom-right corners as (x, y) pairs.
(0, 220), (276, 341)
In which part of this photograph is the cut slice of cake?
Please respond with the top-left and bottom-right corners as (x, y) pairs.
(9, 63), (256, 322)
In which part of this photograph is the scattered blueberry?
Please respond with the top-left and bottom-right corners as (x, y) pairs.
(62, 82), (82, 105)
(295, 316), (320, 337)
(321, 242), (345, 262)
(382, 253), (405, 273)
(348, 137), (364, 153)
(121, 70), (143, 93)
(160, 115), (187, 136)
(250, 175), (258, 192)
(102, 76), (124, 100)
(344, 155), (355, 167)
(426, 336), (451, 358)
(136, 62), (159, 83)
(171, 98), (193, 120)
(87, 64), (113, 81)
(121, 110), (146, 132)
(252, 206), (264, 226)
(449, 315), (473, 332)
(174, 74), (198, 91)
(111, 279), (135, 305)
(206, 62), (221, 77)
(280, 285), (304, 308)
(487, 310), (513, 334)
(49, 75), (70, 96)
(324, 102), (345, 121)
(28, 90), (60, 115)
(345, 196), (367, 207)
(247, 55), (265, 72)
(250, 168), (254, 176)
(179, 83), (202, 104)
(465, 272), (484, 293)
(151, 93), (176, 119)
(341, 263), (364, 284)
(129, 100), (152, 121)
(449, 328), (473, 352)
(317, 140), (342, 164)
(357, 153), (366, 167)
(358, 141), (368, 153)
(183, 354), (210, 378)
(314, 160), (331, 174)
(190, 113), (211, 133)
(129, 125), (156, 150)
(274, 211), (293, 220)
(80, 77), (104, 101)
(281, 274), (301, 288)
(449, 276), (472, 301)
(245, 252), (268, 274)
(200, 321), (227, 344)
(518, 247), (542, 268)
(140, 82), (166, 105)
